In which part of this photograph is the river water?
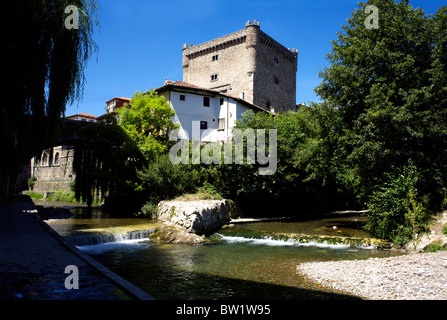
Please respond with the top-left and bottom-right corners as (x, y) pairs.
(40, 203), (401, 300)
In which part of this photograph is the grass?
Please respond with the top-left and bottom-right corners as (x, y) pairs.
(25, 191), (44, 200)
(46, 191), (77, 203)
(424, 240), (447, 253)
(173, 188), (223, 201)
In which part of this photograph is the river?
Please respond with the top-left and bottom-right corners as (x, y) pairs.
(37, 202), (401, 300)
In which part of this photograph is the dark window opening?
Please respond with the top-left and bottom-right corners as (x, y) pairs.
(180, 95), (186, 101)
(54, 152), (60, 165)
(203, 96), (210, 107)
(200, 121), (208, 129)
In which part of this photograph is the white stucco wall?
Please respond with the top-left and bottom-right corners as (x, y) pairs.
(163, 90), (251, 142)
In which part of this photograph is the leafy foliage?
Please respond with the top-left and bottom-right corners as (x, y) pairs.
(365, 160), (430, 246)
(1, 1), (98, 205)
(116, 90), (178, 160)
(73, 120), (145, 210)
(316, 0), (447, 206)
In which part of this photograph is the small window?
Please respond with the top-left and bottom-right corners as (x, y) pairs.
(42, 153), (48, 166)
(211, 74), (218, 81)
(212, 55), (219, 61)
(179, 95), (186, 101)
(54, 152), (60, 165)
(218, 118), (225, 131)
(203, 96), (210, 107)
(274, 76), (279, 85)
(200, 121), (208, 130)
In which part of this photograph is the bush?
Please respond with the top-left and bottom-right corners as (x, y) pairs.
(46, 191), (78, 203)
(365, 160), (430, 247)
(424, 241), (447, 253)
(27, 176), (37, 190)
(136, 154), (200, 217)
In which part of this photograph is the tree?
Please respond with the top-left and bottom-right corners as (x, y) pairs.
(365, 160), (429, 246)
(73, 118), (145, 210)
(116, 90), (179, 161)
(315, 0), (447, 208)
(0, 1), (98, 206)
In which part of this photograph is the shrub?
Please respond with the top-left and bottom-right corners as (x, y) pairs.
(136, 154), (200, 217)
(27, 176), (37, 190)
(365, 160), (430, 247)
(424, 241), (447, 253)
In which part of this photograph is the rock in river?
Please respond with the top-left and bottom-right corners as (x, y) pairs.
(157, 200), (230, 237)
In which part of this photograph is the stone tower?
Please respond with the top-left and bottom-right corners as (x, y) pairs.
(182, 20), (298, 112)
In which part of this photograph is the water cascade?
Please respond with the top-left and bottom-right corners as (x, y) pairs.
(65, 229), (156, 246)
(217, 230), (391, 249)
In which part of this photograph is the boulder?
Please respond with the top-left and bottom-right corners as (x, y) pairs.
(150, 225), (206, 244)
(157, 200), (230, 236)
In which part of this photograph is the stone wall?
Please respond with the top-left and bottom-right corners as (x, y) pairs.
(182, 21), (298, 111)
(253, 29), (298, 112)
(30, 145), (75, 193)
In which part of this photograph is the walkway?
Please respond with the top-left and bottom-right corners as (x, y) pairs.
(0, 194), (153, 300)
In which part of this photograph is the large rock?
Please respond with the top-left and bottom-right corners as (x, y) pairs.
(150, 225), (206, 244)
(157, 200), (230, 236)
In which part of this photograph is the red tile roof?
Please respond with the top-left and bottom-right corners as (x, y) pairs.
(105, 97), (131, 103)
(65, 113), (98, 119)
(155, 80), (270, 114)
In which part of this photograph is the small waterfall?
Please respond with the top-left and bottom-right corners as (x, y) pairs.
(217, 230), (390, 250)
(65, 229), (156, 246)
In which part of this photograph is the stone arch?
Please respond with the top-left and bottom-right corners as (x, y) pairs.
(42, 153), (49, 166)
(54, 152), (60, 165)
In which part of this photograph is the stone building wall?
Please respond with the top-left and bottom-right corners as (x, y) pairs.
(253, 29), (298, 112)
(182, 20), (298, 111)
(30, 145), (75, 193)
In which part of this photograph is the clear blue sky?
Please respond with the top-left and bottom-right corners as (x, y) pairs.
(66, 0), (445, 117)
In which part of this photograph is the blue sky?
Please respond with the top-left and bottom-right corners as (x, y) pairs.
(66, 0), (445, 117)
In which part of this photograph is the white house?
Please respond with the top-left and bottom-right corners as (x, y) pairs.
(155, 80), (270, 142)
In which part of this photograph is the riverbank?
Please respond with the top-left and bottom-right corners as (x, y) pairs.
(297, 251), (447, 300)
(0, 195), (152, 300)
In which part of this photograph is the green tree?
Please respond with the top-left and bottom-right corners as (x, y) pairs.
(206, 107), (344, 217)
(366, 160), (429, 246)
(315, 0), (447, 208)
(73, 118), (145, 210)
(116, 90), (179, 161)
(1, 1), (98, 206)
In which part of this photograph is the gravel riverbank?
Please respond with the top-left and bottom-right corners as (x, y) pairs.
(297, 251), (447, 300)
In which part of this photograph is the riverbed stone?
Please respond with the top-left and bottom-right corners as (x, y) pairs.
(149, 225), (206, 244)
(157, 200), (230, 236)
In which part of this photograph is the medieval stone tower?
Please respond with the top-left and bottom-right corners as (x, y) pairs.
(182, 20), (298, 112)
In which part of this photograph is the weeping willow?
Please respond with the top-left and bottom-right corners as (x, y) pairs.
(73, 121), (145, 209)
(0, 1), (98, 206)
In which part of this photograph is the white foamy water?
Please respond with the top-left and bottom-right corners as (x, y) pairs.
(78, 238), (150, 254)
(219, 235), (375, 249)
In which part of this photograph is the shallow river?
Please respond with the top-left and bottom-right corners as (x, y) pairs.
(41, 203), (401, 300)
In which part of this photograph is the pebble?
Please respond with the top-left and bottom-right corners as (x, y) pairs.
(297, 251), (447, 300)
